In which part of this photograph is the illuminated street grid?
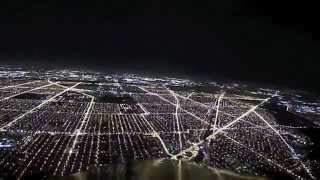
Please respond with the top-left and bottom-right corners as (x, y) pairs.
(0, 79), (315, 179)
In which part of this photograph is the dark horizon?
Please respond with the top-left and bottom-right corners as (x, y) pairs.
(1, 0), (319, 93)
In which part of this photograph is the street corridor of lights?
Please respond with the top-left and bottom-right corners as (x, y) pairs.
(0, 74), (317, 179)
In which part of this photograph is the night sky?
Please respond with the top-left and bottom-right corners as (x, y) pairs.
(0, 1), (319, 93)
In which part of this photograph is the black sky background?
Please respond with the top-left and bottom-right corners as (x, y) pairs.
(0, 0), (319, 93)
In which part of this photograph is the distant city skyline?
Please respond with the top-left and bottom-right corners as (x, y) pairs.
(1, 1), (320, 93)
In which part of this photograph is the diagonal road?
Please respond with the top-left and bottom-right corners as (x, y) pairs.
(0, 82), (55, 102)
(0, 82), (81, 130)
(213, 93), (225, 131)
(168, 89), (183, 151)
(171, 96), (272, 159)
(0, 80), (40, 90)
